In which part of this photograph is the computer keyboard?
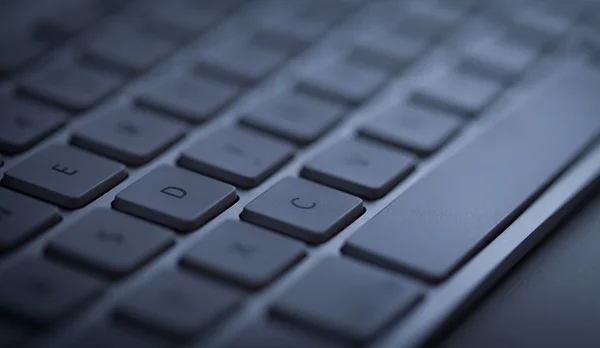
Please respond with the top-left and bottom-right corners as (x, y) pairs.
(1, 0), (600, 347)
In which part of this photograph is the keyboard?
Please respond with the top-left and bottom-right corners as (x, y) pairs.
(1, 0), (600, 347)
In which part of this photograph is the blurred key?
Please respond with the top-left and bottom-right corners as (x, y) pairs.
(71, 108), (185, 166)
(137, 75), (239, 124)
(3, 145), (127, 209)
(225, 321), (347, 348)
(0, 258), (105, 326)
(349, 32), (428, 72)
(47, 209), (173, 278)
(0, 187), (60, 252)
(115, 270), (242, 339)
(65, 322), (171, 348)
(0, 36), (48, 76)
(113, 165), (237, 232)
(179, 126), (294, 188)
(0, 96), (67, 154)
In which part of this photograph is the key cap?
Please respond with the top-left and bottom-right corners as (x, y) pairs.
(411, 70), (502, 118)
(297, 59), (389, 106)
(360, 104), (462, 156)
(348, 32), (428, 72)
(344, 65), (600, 282)
(113, 165), (237, 232)
(17, 57), (123, 112)
(3, 145), (127, 209)
(302, 138), (416, 200)
(272, 257), (422, 345)
(0, 36), (48, 76)
(0, 96), (66, 154)
(182, 220), (305, 289)
(115, 270), (242, 339)
(0, 187), (60, 251)
(241, 93), (345, 145)
(47, 209), (173, 278)
(195, 41), (287, 86)
(65, 322), (171, 348)
(137, 75), (239, 124)
(0, 258), (105, 326)
(225, 321), (347, 348)
(396, 12), (454, 42)
(241, 177), (363, 244)
(179, 126), (295, 188)
(133, 0), (222, 37)
(71, 108), (185, 166)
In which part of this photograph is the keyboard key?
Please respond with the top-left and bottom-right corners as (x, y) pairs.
(225, 321), (347, 348)
(47, 209), (173, 278)
(182, 220), (305, 289)
(360, 104), (462, 156)
(3, 145), (127, 209)
(396, 12), (454, 42)
(0, 36), (47, 76)
(65, 322), (171, 348)
(241, 93), (345, 145)
(137, 75), (239, 124)
(297, 59), (388, 106)
(179, 126), (295, 188)
(0, 258), (105, 326)
(349, 32), (428, 72)
(113, 165), (237, 232)
(344, 65), (600, 282)
(0, 188), (60, 251)
(71, 108), (185, 166)
(272, 257), (422, 345)
(195, 41), (287, 86)
(411, 71), (502, 118)
(0, 96), (66, 154)
(241, 177), (363, 244)
(302, 138), (416, 200)
(133, 0), (222, 37)
(115, 270), (242, 339)
(17, 57), (123, 112)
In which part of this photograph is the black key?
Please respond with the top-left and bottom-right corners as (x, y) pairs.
(297, 59), (388, 106)
(115, 270), (242, 339)
(410, 71), (502, 118)
(0, 258), (105, 326)
(302, 138), (416, 200)
(113, 165), (237, 232)
(241, 93), (345, 145)
(195, 41), (287, 86)
(349, 32), (428, 72)
(241, 177), (363, 244)
(360, 104), (462, 156)
(0, 188), (60, 251)
(225, 321), (347, 348)
(344, 65), (600, 282)
(47, 209), (174, 278)
(137, 75), (239, 124)
(272, 257), (422, 345)
(71, 108), (185, 166)
(182, 220), (305, 289)
(17, 57), (123, 112)
(65, 322), (171, 348)
(179, 126), (295, 188)
(3, 145), (127, 209)
(0, 96), (67, 154)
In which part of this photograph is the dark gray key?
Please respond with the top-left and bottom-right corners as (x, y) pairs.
(182, 220), (305, 289)
(241, 177), (363, 244)
(297, 59), (389, 106)
(137, 75), (239, 124)
(344, 65), (600, 282)
(360, 104), (462, 156)
(17, 57), (123, 112)
(71, 108), (185, 166)
(302, 138), (416, 200)
(0, 187), (60, 251)
(0, 96), (67, 154)
(65, 322), (170, 348)
(241, 93), (345, 145)
(3, 145), (127, 209)
(0, 36), (47, 76)
(133, 0), (222, 37)
(115, 270), (242, 339)
(396, 12), (455, 42)
(0, 258), (105, 326)
(195, 41), (288, 86)
(47, 209), (173, 278)
(179, 126), (295, 188)
(113, 165), (237, 232)
(411, 71), (502, 118)
(225, 321), (347, 348)
(349, 32), (428, 72)
(272, 257), (422, 345)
